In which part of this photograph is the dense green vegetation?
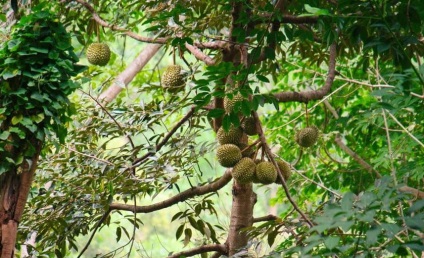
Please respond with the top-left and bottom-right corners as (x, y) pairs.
(0, 0), (423, 257)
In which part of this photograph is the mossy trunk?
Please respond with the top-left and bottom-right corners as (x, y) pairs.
(0, 140), (42, 257)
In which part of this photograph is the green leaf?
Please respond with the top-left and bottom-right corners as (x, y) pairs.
(176, 224), (184, 240)
(29, 46), (49, 53)
(365, 227), (380, 246)
(0, 131), (10, 140)
(183, 228), (192, 247)
(171, 212), (183, 222)
(207, 108), (225, 118)
(188, 216), (199, 230)
(304, 4), (330, 16)
(9, 127), (25, 139)
(267, 230), (278, 247)
(222, 114), (231, 131)
(11, 114), (23, 125)
(256, 74), (270, 83)
(32, 113), (45, 124)
(116, 227), (121, 242)
(324, 236), (340, 250)
(405, 216), (424, 230)
(341, 192), (354, 211)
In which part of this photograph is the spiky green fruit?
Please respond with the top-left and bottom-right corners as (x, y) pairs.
(216, 144), (242, 167)
(224, 93), (244, 113)
(241, 116), (257, 135)
(162, 65), (185, 92)
(255, 161), (277, 184)
(295, 126), (319, 148)
(232, 157), (256, 183)
(276, 160), (291, 182)
(237, 143), (255, 158)
(86, 43), (111, 66)
(217, 126), (243, 145)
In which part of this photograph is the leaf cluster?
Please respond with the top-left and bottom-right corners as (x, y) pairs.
(0, 7), (85, 174)
(278, 177), (424, 257)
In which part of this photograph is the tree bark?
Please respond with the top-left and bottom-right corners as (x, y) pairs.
(227, 181), (256, 256)
(0, 139), (42, 257)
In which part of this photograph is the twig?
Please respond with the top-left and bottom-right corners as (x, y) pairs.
(253, 214), (278, 223)
(294, 169), (342, 198)
(253, 111), (314, 228)
(334, 134), (381, 178)
(70, 0), (168, 44)
(78, 209), (111, 258)
(167, 244), (227, 258)
(64, 145), (114, 165)
(386, 112), (424, 148)
(335, 134), (424, 199)
(132, 106), (196, 167)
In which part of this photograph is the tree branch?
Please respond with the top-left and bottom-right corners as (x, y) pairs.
(274, 43), (337, 103)
(70, 0), (167, 44)
(185, 43), (216, 66)
(168, 244), (227, 258)
(335, 134), (424, 199)
(253, 111), (314, 228)
(132, 106), (196, 167)
(109, 170), (232, 213)
(253, 214), (278, 223)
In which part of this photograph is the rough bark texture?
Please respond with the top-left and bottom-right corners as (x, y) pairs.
(227, 181), (256, 256)
(0, 140), (42, 257)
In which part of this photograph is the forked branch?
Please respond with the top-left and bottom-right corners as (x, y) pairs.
(274, 43), (337, 103)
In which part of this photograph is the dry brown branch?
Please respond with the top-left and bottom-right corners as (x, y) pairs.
(167, 244), (227, 258)
(109, 170), (232, 213)
(274, 43), (337, 103)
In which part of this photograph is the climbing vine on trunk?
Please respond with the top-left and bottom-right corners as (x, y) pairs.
(0, 6), (85, 256)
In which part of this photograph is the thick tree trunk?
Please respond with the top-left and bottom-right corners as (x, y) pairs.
(0, 140), (42, 257)
(227, 181), (256, 256)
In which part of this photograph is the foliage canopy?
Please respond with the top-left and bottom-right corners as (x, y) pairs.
(0, 0), (423, 257)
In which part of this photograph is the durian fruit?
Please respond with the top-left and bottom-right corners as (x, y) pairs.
(162, 65), (186, 92)
(295, 125), (319, 148)
(86, 43), (111, 66)
(224, 93), (244, 113)
(276, 160), (291, 182)
(216, 144), (242, 167)
(231, 157), (256, 183)
(217, 126), (243, 145)
(237, 143), (255, 158)
(252, 159), (262, 183)
(255, 161), (277, 184)
(241, 116), (257, 136)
